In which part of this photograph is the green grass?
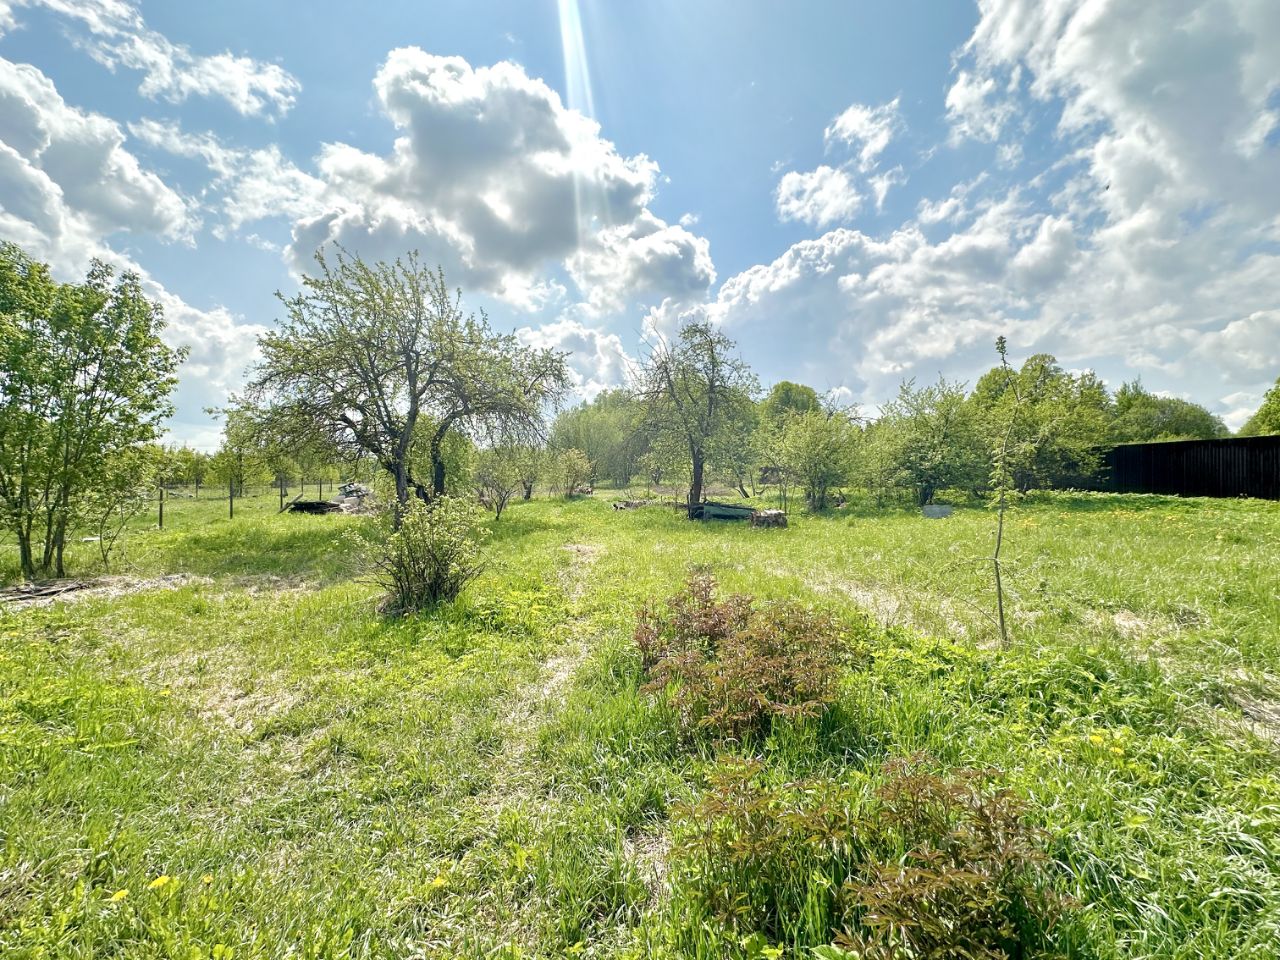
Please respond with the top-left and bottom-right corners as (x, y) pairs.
(2, 491), (1279, 957)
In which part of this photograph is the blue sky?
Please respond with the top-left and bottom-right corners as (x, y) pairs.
(1, 0), (1277, 447)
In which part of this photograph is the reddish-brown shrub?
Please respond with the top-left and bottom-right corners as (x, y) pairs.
(635, 573), (855, 741)
(837, 755), (1067, 959)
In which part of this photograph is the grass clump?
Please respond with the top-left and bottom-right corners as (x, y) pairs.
(635, 573), (862, 742)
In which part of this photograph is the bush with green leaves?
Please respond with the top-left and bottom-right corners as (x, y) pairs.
(369, 496), (487, 614)
(635, 573), (859, 741)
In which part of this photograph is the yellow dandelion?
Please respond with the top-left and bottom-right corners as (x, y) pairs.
(430, 874), (448, 889)
(1110, 745), (1125, 756)
(108, 888), (129, 902)
(202, 873), (214, 884)
(1088, 734), (1105, 746)
(148, 875), (172, 890)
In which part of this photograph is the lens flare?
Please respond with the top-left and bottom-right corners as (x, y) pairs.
(557, 0), (603, 248)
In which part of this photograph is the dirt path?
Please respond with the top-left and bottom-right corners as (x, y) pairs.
(484, 541), (603, 799)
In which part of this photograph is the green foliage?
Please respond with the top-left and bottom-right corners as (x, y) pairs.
(837, 757), (1066, 959)
(778, 409), (859, 510)
(473, 446), (522, 518)
(84, 446), (161, 570)
(868, 376), (985, 505)
(553, 447), (593, 497)
(366, 496), (487, 613)
(1111, 380), (1228, 442)
(551, 389), (646, 487)
(0, 242), (183, 578)
(664, 757), (1065, 958)
(759, 380), (822, 428)
(637, 322), (759, 515)
(635, 574), (857, 742)
(1239, 376), (1280, 436)
(971, 354), (1111, 491)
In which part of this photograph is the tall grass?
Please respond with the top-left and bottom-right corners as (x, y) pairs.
(1, 490), (1278, 956)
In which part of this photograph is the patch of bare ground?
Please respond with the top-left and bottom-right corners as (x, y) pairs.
(195, 679), (301, 736)
(0, 573), (208, 609)
(1204, 673), (1280, 749)
(624, 829), (670, 908)
(493, 542), (602, 777)
(766, 563), (974, 639)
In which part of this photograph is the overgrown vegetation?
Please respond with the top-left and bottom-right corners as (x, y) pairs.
(4, 491), (1277, 958)
(363, 495), (487, 612)
(636, 573), (858, 741)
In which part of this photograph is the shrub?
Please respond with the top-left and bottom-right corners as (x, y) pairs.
(837, 756), (1066, 959)
(635, 573), (854, 741)
(662, 756), (1066, 957)
(370, 496), (487, 614)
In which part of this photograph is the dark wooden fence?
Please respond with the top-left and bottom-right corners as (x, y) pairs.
(1090, 436), (1280, 500)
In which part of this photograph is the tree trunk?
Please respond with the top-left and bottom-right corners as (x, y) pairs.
(17, 533), (35, 581)
(687, 450), (705, 519)
(918, 482), (935, 507)
(522, 481), (533, 500)
(392, 461), (410, 529)
(429, 433), (448, 498)
(52, 516), (67, 578)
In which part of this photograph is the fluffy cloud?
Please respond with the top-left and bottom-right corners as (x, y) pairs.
(128, 119), (324, 232)
(251, 48), (714, 313)
(1, 0), (299, 117)
(775, 165), (862, 228)
(0, 59), (264, 445)
(774, 98), (905, 227)
(516, 315), (636, 399)
(825, 97), (903, 170)
(0, 58), (194, 245)
(730, 0), (1280, 417)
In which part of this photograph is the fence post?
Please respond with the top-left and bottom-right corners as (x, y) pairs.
(229, 477), (234, 519)
(158, 484), (165, 530)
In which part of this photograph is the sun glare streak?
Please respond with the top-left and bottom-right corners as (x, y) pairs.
(557, 0), (603, 248)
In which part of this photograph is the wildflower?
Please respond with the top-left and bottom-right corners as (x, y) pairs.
(202, 874), (214, 885)
(108, 889), (129, 902)
(1088, 734), (1105, 746)
(148, 875), (172, 890)
(1110, 745), (1125, 756)
(430, 874), (448, 889)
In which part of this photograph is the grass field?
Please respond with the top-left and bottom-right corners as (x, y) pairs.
(2, 490), (1279, 958)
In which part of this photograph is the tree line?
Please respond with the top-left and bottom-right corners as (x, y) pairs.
(4, 239), (1279, 580)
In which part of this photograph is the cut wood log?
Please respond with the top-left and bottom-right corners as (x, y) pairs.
(751, 509), (788, 528)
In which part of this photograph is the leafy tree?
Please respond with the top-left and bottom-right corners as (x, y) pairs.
(1111, 380), (1227, 442)
(970, 353), (1111, 491)
(511, 445), (543, 500)
(207, 408), (271, 498)
(759, 380), (822, 428)
(778, 408), (859, 510)
(1239, 376), (1280, 436)
(872, 377), (985, 506)
(86, 445), (160, 571)
(472, 447), (521, 519)
(550, 389), (646, 487)
(636, 323), (758, 517)
(248, 249), (568, 524)
(0, 244), (183, 578)
(554, 447), (592, 497)
(168, 446), (211, 496)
